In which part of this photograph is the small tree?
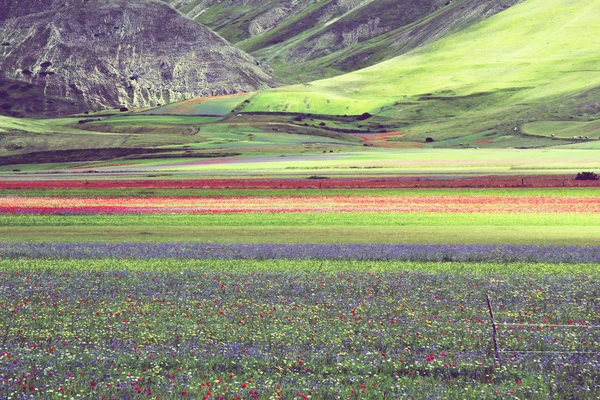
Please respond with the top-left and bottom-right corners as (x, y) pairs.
(575, 172), (599, 181)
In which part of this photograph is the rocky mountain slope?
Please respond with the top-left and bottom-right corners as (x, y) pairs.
(167, 0), (522, 82)
(0, 0), (278, 113)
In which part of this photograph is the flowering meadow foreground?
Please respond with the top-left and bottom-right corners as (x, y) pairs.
(0, 183), (599, 399)
(1, 261), (599, 399)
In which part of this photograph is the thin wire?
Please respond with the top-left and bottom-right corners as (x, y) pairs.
(496, 323), (600, 328)
(499, 350), (600, 354)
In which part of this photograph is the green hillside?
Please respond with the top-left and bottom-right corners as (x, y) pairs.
(248, 0), (600, 113)
(239, 0), (600, 142)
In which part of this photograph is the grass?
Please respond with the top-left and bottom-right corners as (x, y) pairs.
(144, 93), (252, 116)
(0, 115), (53, 133)
(4, 212), (600, 227)
(2, 212), (600, 245)
(2, 225), (600, 245)
(0, 112), (359, 167)
(232, 0), (600, 147)
(247, 0), (600, 114)
(523, 120), (600, 139)
(45, 148), (600, 176)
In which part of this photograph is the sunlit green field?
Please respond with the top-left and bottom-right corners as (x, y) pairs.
(3, 211), (600, 245)
(24, 149), (597, 176)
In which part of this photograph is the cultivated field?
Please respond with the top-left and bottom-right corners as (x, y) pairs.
(1, 0), (599, 397)
(1, 181), (599, 398)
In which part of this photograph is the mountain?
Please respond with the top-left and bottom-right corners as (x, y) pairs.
(167, 0), (523, 82)
(0, 0), (278, 114)
(239, 0), (600, 143)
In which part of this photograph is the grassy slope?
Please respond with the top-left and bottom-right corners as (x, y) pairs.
(523, 120), (600, 139)
(0, 113), (359, 165)
(143, 94), (252, 116)
(242, 0), (600, 142)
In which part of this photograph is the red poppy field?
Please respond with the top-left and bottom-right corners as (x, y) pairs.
(3, 193), (600, 214)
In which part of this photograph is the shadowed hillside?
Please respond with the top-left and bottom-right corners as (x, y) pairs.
(167, 0), (522, 82)
(0, 0), (278, 112)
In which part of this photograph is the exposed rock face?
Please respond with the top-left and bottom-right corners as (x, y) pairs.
(0, 0), (278, 111)
(163, 0), (369, 45)
(167, 0), (522, 81)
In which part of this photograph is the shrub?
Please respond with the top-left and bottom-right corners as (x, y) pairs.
(575, 172), (599, 180)
(425, 137), (435, 143)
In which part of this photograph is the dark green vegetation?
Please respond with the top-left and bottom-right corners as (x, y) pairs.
(0, 77), (83, 118)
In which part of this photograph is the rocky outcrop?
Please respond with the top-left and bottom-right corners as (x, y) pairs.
(166, 0), (523, 82)
(0, 0), (279, 111)
(163, 0), (376, 45)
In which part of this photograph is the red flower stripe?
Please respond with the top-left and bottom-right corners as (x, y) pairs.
(2, 195), (600, 214)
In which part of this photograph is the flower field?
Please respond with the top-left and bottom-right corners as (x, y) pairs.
(3, 242), (600, 263)
(0, 183), (599, 399)
(3, 195), (600, 214)
(1, 261), (599, 399)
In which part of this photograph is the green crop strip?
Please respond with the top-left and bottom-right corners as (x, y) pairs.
(1, 259), (598, 275)
(3, 212), (599, 227)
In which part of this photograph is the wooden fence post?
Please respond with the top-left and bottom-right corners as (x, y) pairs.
(485, 294), (502, 366)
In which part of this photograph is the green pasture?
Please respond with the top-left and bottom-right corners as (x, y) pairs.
(69, 149), (600, 176)
(144, 94), (252, 116)
(0, 115), (54, 134)
(3, 212), (600, 246)
(552, 141), (600, 149)
(1, 258), (597, 275)
(175, 123), (345, 149)
(73, 115), (224, 132)
(3, 225), (599, 246)
(523, 120), (600, 139)
(0, 113), (356, 163)
(5, 213), (600, 227)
